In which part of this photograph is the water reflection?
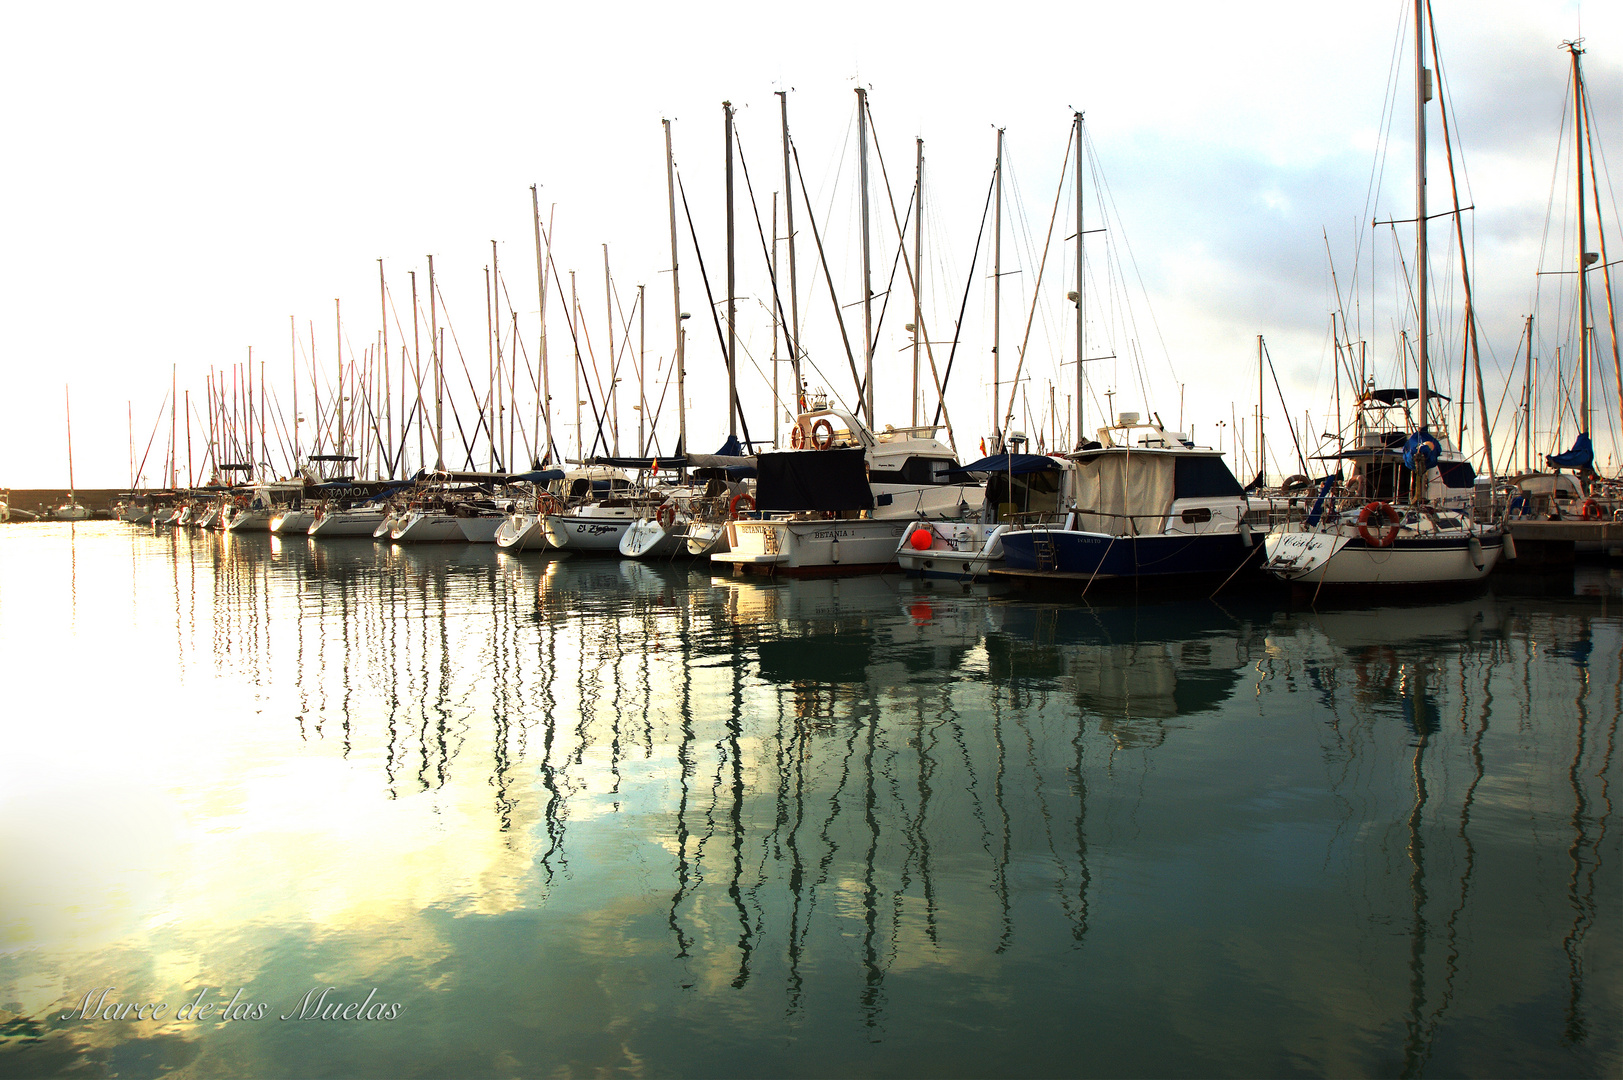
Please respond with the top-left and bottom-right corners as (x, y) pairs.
(0, 528), (1617, 1077)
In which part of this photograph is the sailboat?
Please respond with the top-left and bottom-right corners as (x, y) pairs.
(1262, 0), (1504, 589)
(52, 386), (91, 521)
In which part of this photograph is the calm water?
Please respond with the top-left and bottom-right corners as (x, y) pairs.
(1, 523), (1619, 1078)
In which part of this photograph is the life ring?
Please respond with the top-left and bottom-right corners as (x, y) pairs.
(1357, 501), (1402, 548)
(656, 503), (676, 529)
(791, 425), (806, 450)
(1579, 498), (1602, 521)
(811, 418), (835, 450)
(728, 492), (756, 517)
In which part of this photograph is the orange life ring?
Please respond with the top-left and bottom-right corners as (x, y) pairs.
(1579, 498), (1602, 521)
(811, 418), (835, 450)
(1357, 501), (1402, 547)
(728, 492), (756, 518)
(791, 425), (806, 450)
(656, 503), (676, 529)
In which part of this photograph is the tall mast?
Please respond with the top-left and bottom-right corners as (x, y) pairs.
(64, 385), (75, 499)
(663, 120), (687, 464)
(1570, 40), (1591, 438)
(531, 185), (554, 466)
(638, 283), (647, 455)
(777, 91), (802, 411)
(379, 261), (389, 476)
(1414, 0), (1431, 433)
(485, 265), (495, 469)
(290, 315), (299, 464)
(604, 243), (618, 455)
(1257, 335), (1265, 484)
(857, 87), (875, 426)
(772, 193), (781, 447)
(724, 101), (738, 438)
(912, 136), (923, 428)
(1073, 111), (1086, 446)
(429, 254), (443, 470)
(170, 363), (177, 487)
(410, 271), (423, 470)
(992, 126), (1005, 448)
(185, 389), (193, 487)
(492, 239), (503, 469)
(335, 299), (345, 461)
(571, 271), (582, 460)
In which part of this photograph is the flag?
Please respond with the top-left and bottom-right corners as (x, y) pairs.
(979, 438), (987, 457)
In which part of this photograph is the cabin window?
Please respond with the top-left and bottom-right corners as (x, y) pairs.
(871, 457), (959, 486)
(1436, 461), (1476, 489)
(1181, 507), (1212, 524)
(1173, 457), (1244, 498)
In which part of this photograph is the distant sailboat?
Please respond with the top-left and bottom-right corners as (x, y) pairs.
(52, 385), (90, 521)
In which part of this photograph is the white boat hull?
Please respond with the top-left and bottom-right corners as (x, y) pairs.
(895, 522), (1010, 581)
(620, 518), (685, 559)
(392, 512), (465, 543)
(269, 510), (316, 534)
(309, 507), (389, 537)
(495, 513), (550, 551)
(544, 513), (634, 552)
(1263, 527), (1502, 586)
(457, 515), (504, 543)
(713, 517), (908, 575)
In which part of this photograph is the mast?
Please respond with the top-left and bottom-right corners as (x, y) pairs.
(429, 254), (443, 470)
(571, 271), (582, 460)
(724, 100), (738, 438)
(531, 186), (554, 466)
(638, 283), (646, 455)
(170, 364), (177, 487)
(379, 261), (389, 476)
(913, 137), (923, 428)
(772, 193), (780, 447)
(493, 239), (503, 470)
(410, 270), (423, 470)
(663, 120), (687, 466)
(777, 91), (802, 411)
(1257, 335), (1265, 485)
(857, 86), (875, 426)
(290, 315), (299, 464)
(604, 243), (618, 455)
(335, 299), (344, 461)
(485, 264), (495, 469)
(1414, 0), (1431, 434)
(65, 385), (76, 500)
(1569, 40), (1591, 440)
(1074, 111), (1086, 446)
(992, 126), (1005, 449)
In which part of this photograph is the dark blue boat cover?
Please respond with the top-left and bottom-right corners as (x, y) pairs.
(1546, 432), (1594, 471)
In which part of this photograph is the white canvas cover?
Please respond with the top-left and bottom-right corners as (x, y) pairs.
(1065, 451), (1176, 536)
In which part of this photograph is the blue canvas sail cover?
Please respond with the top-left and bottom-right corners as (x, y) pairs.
(1546, 432), (1594, 471)
(945, 454), (1061, 479)
(1403, 428), (1441, 470)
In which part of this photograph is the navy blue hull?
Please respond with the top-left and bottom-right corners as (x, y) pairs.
(1001, 529), (1253, 579)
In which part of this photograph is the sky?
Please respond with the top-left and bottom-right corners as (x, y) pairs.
(1, 0), (1619, 489)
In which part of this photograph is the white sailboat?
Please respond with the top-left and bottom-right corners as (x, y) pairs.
(1263, 0), (1503, 590)
(52, 386), (91, 521)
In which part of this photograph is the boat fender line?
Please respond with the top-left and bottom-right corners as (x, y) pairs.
(1357, 501), (1402, 548)
(1239, 521), (1253, 548)
(656, 503), (676, 529)
(728, 492), (756, 518)
(811, 418), (836, 450)
(1467, 535), (1484, 569)
(1502, 531), (1517, 561)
